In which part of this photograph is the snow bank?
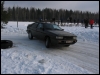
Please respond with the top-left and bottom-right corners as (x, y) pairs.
(61, 26), (99, 44)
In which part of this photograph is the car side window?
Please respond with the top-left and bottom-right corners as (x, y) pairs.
(44, 23), (53, 30)
(37, 23), (43, 29)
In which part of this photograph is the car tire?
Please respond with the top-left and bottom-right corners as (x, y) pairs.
(28, 32), (33, 40)
(1, 40), (13, 49)
(45, 37), (50, 48)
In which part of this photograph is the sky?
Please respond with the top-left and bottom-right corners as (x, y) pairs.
(4, 1), (99, 13)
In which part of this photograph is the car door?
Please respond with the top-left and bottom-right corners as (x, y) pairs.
(36, 23), (45, 40)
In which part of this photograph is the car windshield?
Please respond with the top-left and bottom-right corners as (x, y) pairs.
(44, 23), (62, 30)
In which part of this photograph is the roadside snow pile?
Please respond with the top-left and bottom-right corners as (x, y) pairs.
(1, 27), (25, 34)
(61, 26), (99, 44)
(1, 21), (34, 34)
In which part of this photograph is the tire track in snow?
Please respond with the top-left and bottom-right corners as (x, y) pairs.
(18, 42), (97, 71)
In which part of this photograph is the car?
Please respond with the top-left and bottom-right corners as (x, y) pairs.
(26, 22), (77, 48)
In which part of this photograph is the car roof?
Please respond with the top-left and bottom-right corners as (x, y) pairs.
(35, 22), (52, 24)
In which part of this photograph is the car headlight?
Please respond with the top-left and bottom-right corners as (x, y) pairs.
(56, 36), (63, 39)
(73, 37), (77, 39)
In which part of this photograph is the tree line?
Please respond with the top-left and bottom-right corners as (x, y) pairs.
(8, 7), (99, 22)
(1, 1), (99, 24)
(7, 6), (99, 23)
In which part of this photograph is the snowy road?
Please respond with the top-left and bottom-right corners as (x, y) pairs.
(1, 33), (99, 74)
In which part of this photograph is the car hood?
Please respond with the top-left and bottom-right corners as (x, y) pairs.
(47, 30), (76, 36)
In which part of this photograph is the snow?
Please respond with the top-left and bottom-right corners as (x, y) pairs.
(61, 26), (99, 44)
(1, 21), (99, 74)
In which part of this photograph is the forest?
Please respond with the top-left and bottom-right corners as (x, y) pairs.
(5, 6), (98, 23)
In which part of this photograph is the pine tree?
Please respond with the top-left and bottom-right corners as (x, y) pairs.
(1, 1), (10, 28)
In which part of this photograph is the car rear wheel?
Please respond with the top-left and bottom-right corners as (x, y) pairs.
(28, 32), (33, 40)
(45, 37), (50, 48)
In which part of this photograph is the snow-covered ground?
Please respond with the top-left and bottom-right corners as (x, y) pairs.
(1, 21), (99, 74)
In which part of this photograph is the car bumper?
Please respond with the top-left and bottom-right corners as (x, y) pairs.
(51, 39), (77, 46)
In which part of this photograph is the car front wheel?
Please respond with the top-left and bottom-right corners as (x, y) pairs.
(45, 37), (50, 48)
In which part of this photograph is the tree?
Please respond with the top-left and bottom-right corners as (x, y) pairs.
(8, 7), (12, 21)
(2, 5), (98, 23)
(1, 1), (10, 28)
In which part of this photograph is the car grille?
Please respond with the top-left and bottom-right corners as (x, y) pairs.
(63, 36), (73, 40)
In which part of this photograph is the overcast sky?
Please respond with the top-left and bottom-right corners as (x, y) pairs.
(4, 1), (99, 13)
